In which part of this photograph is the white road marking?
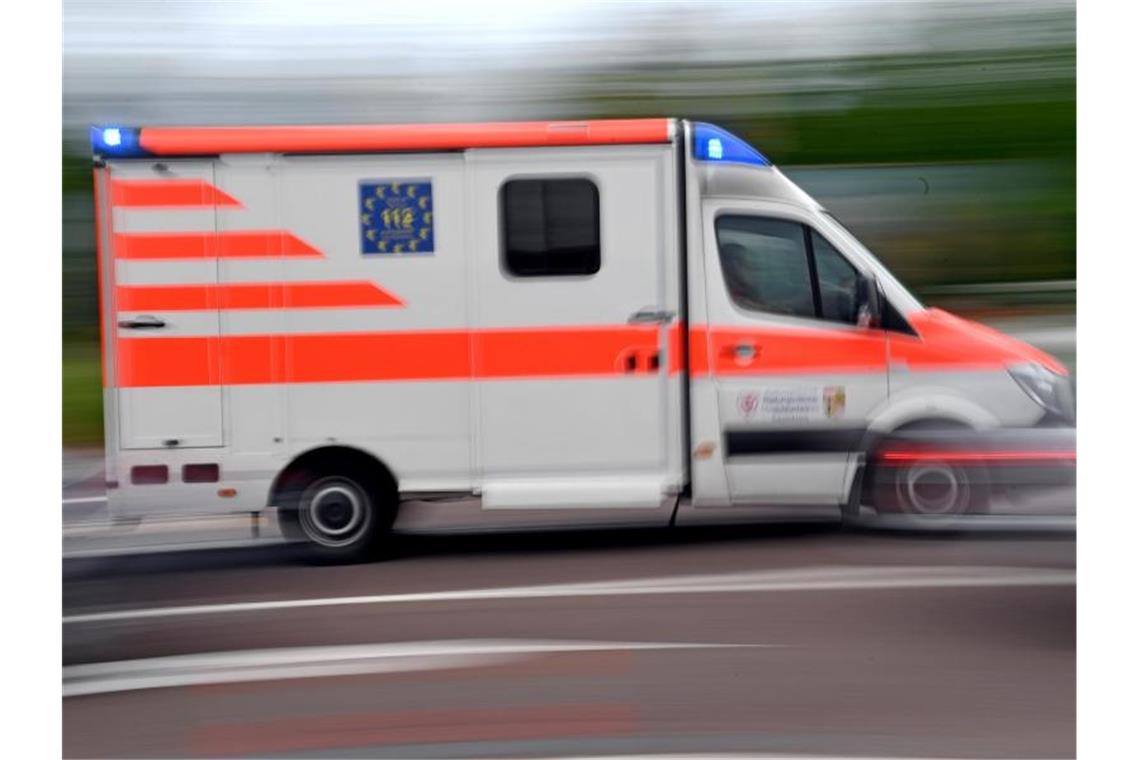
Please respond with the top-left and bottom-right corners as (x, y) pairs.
(63, 564), (1074, 625)
(63, 639), (763, 697)
(63, 496), (108, 506)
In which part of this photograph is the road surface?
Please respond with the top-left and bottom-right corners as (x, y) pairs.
(63, 525), (1074, 758)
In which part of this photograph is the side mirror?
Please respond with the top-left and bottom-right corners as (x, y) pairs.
(855, 274), (882, 329)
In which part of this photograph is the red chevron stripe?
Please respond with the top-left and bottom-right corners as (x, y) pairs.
(113, 231), (323, 259)
(110, 179), (242, 208)
(116, 281), (403, 311)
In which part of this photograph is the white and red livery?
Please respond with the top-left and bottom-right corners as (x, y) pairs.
(90, 119), (1074, 560)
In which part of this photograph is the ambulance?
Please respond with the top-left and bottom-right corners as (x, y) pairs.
(89, 118), (1075, 561)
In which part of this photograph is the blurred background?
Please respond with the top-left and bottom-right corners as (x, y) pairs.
(62, 0), (1075, 447)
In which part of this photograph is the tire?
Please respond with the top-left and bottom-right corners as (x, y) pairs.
(277, 467), (395, 564)
(875, 460), (976, 516)
(870, 421), (991, 519)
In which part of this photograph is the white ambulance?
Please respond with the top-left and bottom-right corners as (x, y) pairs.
(90, 118), (1075, 561)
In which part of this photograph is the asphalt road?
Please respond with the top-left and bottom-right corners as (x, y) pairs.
(63, 525), (1075, 759)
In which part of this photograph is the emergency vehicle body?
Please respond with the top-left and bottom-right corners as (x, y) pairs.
(90, 118), (1074, 558)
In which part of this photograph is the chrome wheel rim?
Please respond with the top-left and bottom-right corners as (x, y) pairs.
(299, 478), (371, 547)
(898, 463), (969, 515)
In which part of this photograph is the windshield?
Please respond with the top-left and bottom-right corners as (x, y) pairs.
(822, 211), (924, 312)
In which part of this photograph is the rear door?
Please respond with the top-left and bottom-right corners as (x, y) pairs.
(108, 160), (225, 450)
(701, 202), (889, 505)
(467, 145), (683, 510)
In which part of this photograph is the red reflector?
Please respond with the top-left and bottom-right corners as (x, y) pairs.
(183, 463), (220, 483)
(131, 465), (168, 485)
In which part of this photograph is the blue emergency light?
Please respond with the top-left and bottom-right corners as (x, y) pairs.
(692, 123), (770, 167)
(90, 126), (150, 158)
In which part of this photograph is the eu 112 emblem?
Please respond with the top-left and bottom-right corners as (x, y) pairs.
(359, 179), (434, 255)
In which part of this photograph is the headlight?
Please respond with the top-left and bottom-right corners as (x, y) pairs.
(1009, 363), (1075, 422)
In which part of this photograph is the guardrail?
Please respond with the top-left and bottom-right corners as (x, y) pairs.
(921, 280), (1075, 296)
(918, 280), (1075, 313)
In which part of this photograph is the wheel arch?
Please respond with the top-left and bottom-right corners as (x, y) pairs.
(867, 393), (999, 435)
(269, 445), (399, 509)
(846, 399), (994, 519)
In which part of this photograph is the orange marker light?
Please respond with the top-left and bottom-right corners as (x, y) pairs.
(693, 442), (717, 460)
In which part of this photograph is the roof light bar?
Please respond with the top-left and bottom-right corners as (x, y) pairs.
(692, 122), (770, 167)
(90, 126), (150, 158)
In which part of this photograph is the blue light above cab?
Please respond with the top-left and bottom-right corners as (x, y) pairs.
(90, 125), (150, 158)
(692, 122), (770, 167)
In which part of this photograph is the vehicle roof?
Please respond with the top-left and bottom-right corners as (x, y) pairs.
(694, 163), (818, 208)
(91, 118), (675, 157)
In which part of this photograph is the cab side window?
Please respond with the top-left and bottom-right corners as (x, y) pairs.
(715, 215), (862, 326)
(715, 216), (815, 319)
(811, 230), (859, 324)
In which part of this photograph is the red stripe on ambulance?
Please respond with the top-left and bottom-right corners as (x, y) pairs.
(705, 327), (887, 375)
(113, 231), (323, 259)
(116, 281), (403, 311)
(113, 322), (1037, 388)
(116, 327), (664, 387)
(110, 179), (242, 208)
(138, 119), (672, 156)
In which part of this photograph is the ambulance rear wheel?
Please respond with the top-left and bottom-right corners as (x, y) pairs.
(278, 467), (395, 563)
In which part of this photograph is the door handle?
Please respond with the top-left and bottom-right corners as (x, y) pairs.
(118, 315), (167, 330)
(628, 307), (675, 325)
(720, 341), (758, 364)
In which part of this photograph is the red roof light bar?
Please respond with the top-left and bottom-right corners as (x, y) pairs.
(136, 119), (674, 156)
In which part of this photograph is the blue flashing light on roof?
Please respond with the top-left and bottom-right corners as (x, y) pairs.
(90, 126), (149, 158)
(692, 123), (770, 167)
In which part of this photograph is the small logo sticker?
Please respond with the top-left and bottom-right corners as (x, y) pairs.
(823, 386), (847, 419)
(738, 392), (760, 418)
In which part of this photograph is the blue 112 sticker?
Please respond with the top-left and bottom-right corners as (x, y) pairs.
(359, 179), (434, 255)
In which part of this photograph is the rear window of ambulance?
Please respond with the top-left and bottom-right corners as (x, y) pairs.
(501, 178), (600, 277)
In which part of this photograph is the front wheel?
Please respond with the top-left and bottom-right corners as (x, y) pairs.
(872, 459), (989, 518)
(278, 470), (394, 563)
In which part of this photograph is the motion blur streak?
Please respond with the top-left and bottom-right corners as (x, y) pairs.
(878, 450), (1077, 463)
(65, 639), (762, 697)
(63, 565), (1074, 625)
